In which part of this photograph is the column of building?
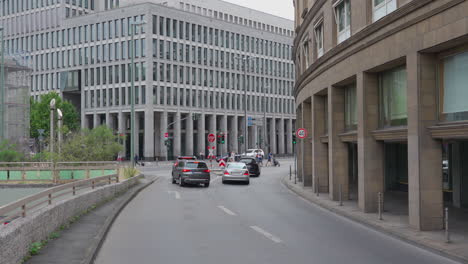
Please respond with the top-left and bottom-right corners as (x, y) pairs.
(210, 114), (217, 156)
(407, 53), (443, 230)
(159, 111), (168, 160)
(269, 117), (277, 154)
(357, 72), (384, 213)
(312, 95), (328, 193)
(118, 111), (126, 159)
(230, 115), (238, 153)
(302, 102), (313, 187)
(278, 118), (285, 154)
(197, 113), (206, 157)
(185, 113), (194, 156)
(287, 118), (293, 154)
(328, 86), (348, 201)
(144, 110), (155, 160)
(174, 112), (181, 157)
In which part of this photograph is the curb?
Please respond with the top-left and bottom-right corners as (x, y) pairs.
(82, 175), (159, 264)
(280, 175), (468, 264)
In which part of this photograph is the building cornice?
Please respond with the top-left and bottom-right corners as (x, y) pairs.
(372, 127), (408, 142)
(428, 122), (468, 139)
(294, 0), (465, 99)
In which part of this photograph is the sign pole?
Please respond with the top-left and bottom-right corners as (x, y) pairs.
(296, 128), (308, 184)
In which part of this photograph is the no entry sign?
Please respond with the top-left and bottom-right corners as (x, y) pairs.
(296, 128), (308, 139)
(208, 133), (216, 143)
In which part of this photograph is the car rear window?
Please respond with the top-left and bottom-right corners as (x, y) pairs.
(240, 158), (255, 164)
(228, 163), (247, 169)
(185, 162), (208, 169)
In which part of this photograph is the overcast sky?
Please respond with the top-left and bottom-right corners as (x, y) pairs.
(222, 0), (294, 20)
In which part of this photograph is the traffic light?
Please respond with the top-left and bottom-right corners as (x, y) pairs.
(217, 134), (221, 144)
(221, 134), (225, 144)
(293, 135), (297, 144)
(238, 135), (244, 144)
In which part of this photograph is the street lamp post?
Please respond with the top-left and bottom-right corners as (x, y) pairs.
(57, 109), (63, 155)
(0, 28), (4, 141)
(130, 20), (146, 168)
(235, 56), (255, 154)
(49, 99), (56, 158)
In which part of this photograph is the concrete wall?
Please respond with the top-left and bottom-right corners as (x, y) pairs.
(0, 175), (142, 264)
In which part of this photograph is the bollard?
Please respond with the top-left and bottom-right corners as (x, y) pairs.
(378, 192), (383, 220)
(445, 207), (450, 243)
(294, 170), (297, 184)
(316, 177), (320, 197)
(289, 165), (292, 181)
(339, 184), (343, 206)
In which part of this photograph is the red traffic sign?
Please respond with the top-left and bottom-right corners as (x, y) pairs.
(296, 128), (308, 139)
(208, 133), (216, 143)
(212, 146), (216, 149)
(219, 159), (226, 167)
(164, 132), (169, 138)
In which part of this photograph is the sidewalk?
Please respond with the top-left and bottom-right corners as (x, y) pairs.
(25, 175), (158, 264)
(281, 175), (468, 264)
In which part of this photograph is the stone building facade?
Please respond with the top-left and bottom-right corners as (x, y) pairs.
(1, 0), (297, 160)
(293, 0), (468, 231)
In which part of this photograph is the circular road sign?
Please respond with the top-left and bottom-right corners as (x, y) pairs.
(296, 128), (308, 139)
(208, 133), (216, 143)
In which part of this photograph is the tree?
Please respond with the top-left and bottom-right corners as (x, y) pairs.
(0, 140), (23, 162)
(30, 92), (80, 139)
(60, 126), (124, 161)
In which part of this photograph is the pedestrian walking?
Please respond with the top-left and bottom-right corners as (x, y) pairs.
(265, 152), (273, 167)
(199, 151), (204, 160)
(134, 154), (140, 166)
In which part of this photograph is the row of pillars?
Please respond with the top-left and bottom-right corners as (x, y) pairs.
(296, 53), (443, 231)
(84, 111), (296, 160)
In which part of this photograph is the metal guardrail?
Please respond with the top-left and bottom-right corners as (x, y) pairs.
(0, 162), (120, 183)
(0, 174), (120, 225)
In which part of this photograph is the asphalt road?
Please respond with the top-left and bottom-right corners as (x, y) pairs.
(95, 159), (459, 264)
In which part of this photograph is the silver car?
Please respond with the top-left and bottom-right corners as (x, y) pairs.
(222, 162), (250, 185)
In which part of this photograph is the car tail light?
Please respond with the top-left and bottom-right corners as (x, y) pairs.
(243, 171), (249, 176)
(182, 169), (191, 172)
(204, 169), (211, 173)
(224, 171), (230, 175)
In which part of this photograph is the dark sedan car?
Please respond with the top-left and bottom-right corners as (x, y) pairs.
(172, 161), (211, 187)
(239, 157), (261, 177)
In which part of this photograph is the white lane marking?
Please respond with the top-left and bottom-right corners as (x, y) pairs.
(250, 226), (283, 243)
(168, 190), (181, 200)
(217, 205), (237, 216)
(210, 176), (221, 183)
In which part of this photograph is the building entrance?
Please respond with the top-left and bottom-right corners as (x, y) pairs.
(383, 143), (409, 216)
(445, 141), (468, 209)
(348, 143), (358, 201)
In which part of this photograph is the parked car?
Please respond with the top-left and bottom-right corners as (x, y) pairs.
(172, 161), (211, 187)
(242, 149), (265, 158)
(238, 157), (261, 177)
(222, 162), (250, 185)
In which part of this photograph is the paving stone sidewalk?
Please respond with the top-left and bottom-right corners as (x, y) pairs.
(25, 175), (157, 264)
(282, 175), (468, 264)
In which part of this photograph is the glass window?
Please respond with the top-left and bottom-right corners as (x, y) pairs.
(345, 84), (357, 131)
(442, 51), (468, 121)
(333, 0), (351, 44)
(373, 0), (397, 22)
(314, 21), (324, 58)
(379, 66), (407, 127)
